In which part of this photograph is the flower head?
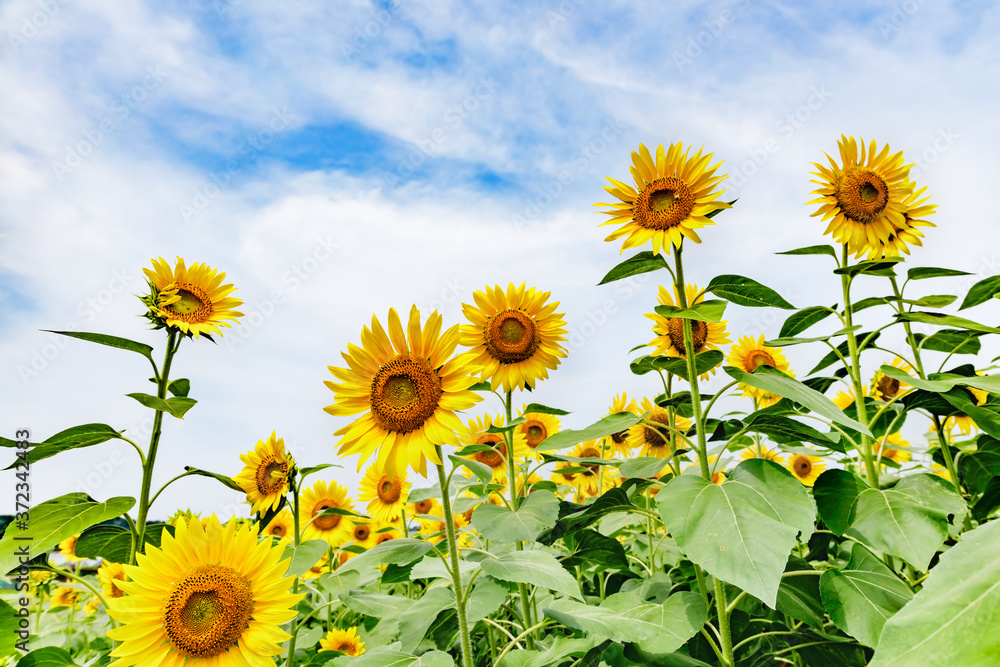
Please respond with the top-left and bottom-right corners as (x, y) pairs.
(234, 431), (294, 516)
(141, 257), (244, 339)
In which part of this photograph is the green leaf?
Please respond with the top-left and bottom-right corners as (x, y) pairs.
(522, 403), (570, 416)
(338, 650), (453, 667)
(15, 647), (80, 667)
(182, 466), (245, 493)
(480, 550), (582, 600)
(553, 488), (639, 537)
(706, 275), (795, 309)
(834, 259), (903, 278)
(617, 456), (671, 479)
(631, 350), (724, 382)
(777, 560), (827, 630)
(341, 590), (414, 619)
(41, 330), (153, 363)
(336, 538), (433, 574)
(657, 459), (816, 607)
(813, 469), (869, 535)
(397, 587), (454, 652)
(0, 599), (18, 657)
(900, 294), (958, 308)
(907, 266), (971, 281)
(779, 305), (836, 338)
(74, 521), (172, 562)
(448, 454), (493, 484)
(776, 245), (837, 259)
(654, 300), (728, 323)
(914, 329), (982, 355)
(298, 464), (341, 479)
(896, 311), (1000, 335)
(3, 423), (124, 467)
(973, 476), (1000, 521)
(466, 576), (509, 623)
(472, 490), (559, 543)
(959, 274), (1000, 310)
(941, 391), (1000, 440)
(468, 381), (492, 392)
(167, 378), (190, 397)
(0, 493), (135, 575)
(820, 543), (914, 648)
(281, 540), (330, 577)
(869, 520), (1000, 666)
(598, 251), (670, 285)
(165, 396), (197, 418)
(126, 392), (194, 418)
(534, 412), (643, 452)
(560, 529), (629, 571)
(853, 296), (890, 312)
(725, 365), (872, 437)
(959, 435), (1000, 494)
(544, 596), (663, 642)
(742, 414), (839, 450)
(846, 474), (967, 570)
(407, 486), (440, 504)
(808, 331), (882, 375)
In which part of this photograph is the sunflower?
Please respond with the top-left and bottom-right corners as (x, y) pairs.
(626, 397), (692, 458)
(833, 385), (868, 411)
(326, 306), (482, 477)
(739, 446), (785, 464)
(168, 509), (202, 528)
(51, 586), (80, 608)
(84, 598), (100, 616)
(605, 393), (639, 456)
(141, 257), (244, 339)
(358, 462), (410, 524)
(320, 627), (366, 656)
(727, 335), (793, 407)
(950, 385), (989, 435)
(233, 431), (294, 516)
(786, 453), (825, 486)
(517, 406), (562, 459)
(458, 413), (528, 485)
(549, 462), (584, 498)
(262, 509), (295, 541)
(877, 432), (912, 465)
(646, 284), (730, 374)
(58, 533), (82, 563)
(931, 464), (952, 482)
(410, 497), (438, 518)
(597, 142), (731, 254)
(98, 561), (127, 600)
(300, 480), (356, 548)
(566, 441), (604, 497)
(373, 523), (405, 546)
(460, 283), (568, 392)
(871, 357), (912, 402)
(106, 516), (300, 667)
(348, 521), (378, 550)
(807, 136), (922, 259)
(860, 182), (936, 260)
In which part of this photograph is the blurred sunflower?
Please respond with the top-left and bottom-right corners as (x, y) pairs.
(141, 257), (244, 339)
(871, 357), (911, 402)
(567, 441), (604, 497)
(106, 516), (300, 666)
(410, 497), (437, 518)
(626, 397), (691, 458)
(739, 446), (785, 464)
(458, 413), (528, 485)
(58, 534), (83, 563)
(325, 306), (482, 476)
(950, 385), (989, 435)
(833, 386), (868, 411)
(647, 284), (729, 374)
(373, 523), (405, 546)
(597, 142), (731, 253)
(234, 431), (294, 516)
(807, 136), (920, 259)
(358, 462), (410, 524)
(262, 509), (295, 541)
(51, 586), (80, 608)
(727, 335), (793, 407)
(877, 432), (912, 465)
(300, 480), (356, 547)
(605, 393), (639, 457)
(517, 406), (561, 459)
(98, 561), (127, 600)
(550, 462), (585, 498)
(320, 627), (366, 656)
(786, 453), (825, 486)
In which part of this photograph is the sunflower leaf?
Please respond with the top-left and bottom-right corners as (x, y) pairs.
(317, 507), (369, 519)
(165, 396), (197, 418)
(833, 259), (903, 278)
(598, 251), (670, 285)
(616, 456), (671, 479)
(281, 540), (331, 577)
(654, 300), (728, 322)
(449, 454), (493, 485)
(480, 550), (582, 600)
(813, 469), (869, 535)
(337, 538), (433, 575)
(298, 463), (341, 480)
(779, 305), (837, 338)
(896, 311), (1000, 335)
(167, 378), (190, 397)
(706, 275), (795, 309)
(907, 266), (972, 281)
(631, 350), (724, 381)
(523, 403), (570, 416)
(181, 466), (244, 493)
(471, 490), (560, 543)
(776, 244), (837, 259)
(897, 294), (958, 308)
(2, 423), (124, 468)
(41, 330), (154, 363)
(468, 381), (492, 392)
(533, 413), (643, 452)
(853, 296), (891, 312)
(958, 435), (1000, 495)
(12, 647), (80, 667)
(913, 329), (982, 355)
(959, 274), (1000, 310)
(484, 417), (525, 433)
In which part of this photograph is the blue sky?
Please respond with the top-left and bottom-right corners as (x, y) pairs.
(3, 0), (999, 519)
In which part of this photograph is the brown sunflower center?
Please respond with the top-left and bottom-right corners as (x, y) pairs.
(578, 447), (601, 474)
(644, 414), (674, 450)
(877, 374), (901, 399)
(474, 434), (507, 468)
(485, 309), (539, 364)
(255, 456), (288, 496)
(353, 525), (370, 542)
(414, 499), (434, 515)
(836, 167), (889, 223)
(666, 318), (708, 356)
(370, 355), (443, 434)
(109, 574), (126, 599)
(376, 532), (396, 545)
(522, 420), (547, 448)
(792, 456), (812, 477)
(634, 177), (696, 230)
(269, 524), (286, 537)
(377, 476), (402, 504)
(332, 640), (358, 655)
(746, 350), (775, 371)
(312, 500), (342, 531)
(163, 564), (254, 659)
(610, 429), (628, 445)
(162, 284), (213, 323)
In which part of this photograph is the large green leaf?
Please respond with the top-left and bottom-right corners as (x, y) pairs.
(336, 538), (433, 574)
(15, 647), (79, 667)
(907, 266), (970, 281)
(281, 540), (329, 577)
(869, 520), (1000, 666)
(941, 391), (1000, 440)
(657, 459), (815, 607)
(813, 469), (869, 535)
(328, 650), (453, 667)
(0, 493), (135, 575)
(654, 300), (728, 323)
(397, 587), (454, 652)
(598, 251), (670, 285)
(617, 456), (671, 479)
(846, 474), (967, 570)
(706, 275), (794, 309)
(959, 435), (1000, 494)
(182, 466), (244, 493)
(480, 550), (582, 600)
(631, 350), (724, 382)
(2, 424), (125, 468)
(779, 305), (836, 338)
(448, 454), (493, 485)
(471, 490), (559, 543)
(741, 414), (839, 450)
(42, 330), (153, 363)
(959, 274), (1000, 310)
(560, 529), (630, 571)
(834, 259), (902, 278)
(724, 365), (872, 436)
(534, 413), (643, 452)
(820, 543), (913, 648)
(972, 476), (1000, 521)
(74, 522), (172, 562)
(914, 329), (982, 355)
(776, 560), (826, 630)
(0, 599), (18, 657)
(896, 311), (1000, 335)
(340, 590), (414, 619)
(126, 392), (197, 419)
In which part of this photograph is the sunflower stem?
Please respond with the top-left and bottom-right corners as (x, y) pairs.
(285, 475), (303, 667)
(502, 390), (537, 647)
(435, 446), (475, 667)
(714, 577), (735, 667)
(888, 275), (926, 379)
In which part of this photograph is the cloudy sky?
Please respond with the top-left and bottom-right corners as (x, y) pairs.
(3, 0), (999, 519)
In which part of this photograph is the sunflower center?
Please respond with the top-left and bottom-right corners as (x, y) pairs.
(377, 476), (402, 503)
(163, 564), (255, 659)
(162, 284), (213, 323)
(746, 350), (775, 371)
(836, 167), (889, 223)
(369, 355), (443, 434)
(255, 457), (288, 496)
(578, 447), (601, 474)
(377, 532), (396, 545)
(414, 499), (433, 515)
(270, 524), (285, 537)
(634, 177), (696, 230)
(485, 310), (539, 364)
(610, 429), (628, 445)
(666, 318), (708, 356)
(523, 420), (547, 448)
(474, 434), (507, 468)
(793, 456), (812, 477)
(354, 525), (370, 541)
(883, 449), (898, 460)
(877, 375), (901, 398)
(312, 500), (342, 531)
(644, 414), (673, 450)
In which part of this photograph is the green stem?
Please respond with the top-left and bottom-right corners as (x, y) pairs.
(714, 578), (735, 667)
(47, 565), (116, 630)
(285, 477), (302, 667)
(889, 275), (926, 378)
(435, 446), (474, 667)
(502, 390), (536, 645)
(671, 245), (710, 478)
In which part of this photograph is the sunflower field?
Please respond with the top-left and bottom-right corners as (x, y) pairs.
(4, 136), (1000, 667)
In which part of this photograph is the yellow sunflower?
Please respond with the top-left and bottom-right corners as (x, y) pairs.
(646, 284), (730, 374)
(859, 182), (936, 260)
(141, 257), (244, 339)
(458, 413), (528, 485)
(605, 393), (639, 456)
(550, 462), (583, 498)
(262, 509), (295, 541)
(460, 283), (568, 392)
(740, 446), (785, 464)
(106, 516), (301, 667)
(234, 431), (294, 516)
(410, 497), (438, 518)
(348, 521), (377, 550)
(727, 335), (793, 407)
(566, 441), (604, 497)
(58, 533), (82, 563)
(625, 397), (692, 458)
(51, 586), (80, 608)
(877, 432), (912, 465)
(517, 406), (562, 459)
(84, 598), (100, 616)
(833, 385), (868, 411)
(358, 462), (411, 524)
(786, 453), (825, 486)
(950, 385), (989, 435)
(807, 136), (920, 259)
(320, 627), (366, 656)
(373, 523), (405, 546)
(325, 306), (482, 477)
(300, 480), (356, 548)
(872, 357), (911, 402)
(597, 142), (731, 254)
(932, 464), (952, 482)
(98, 561), (127, 600)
